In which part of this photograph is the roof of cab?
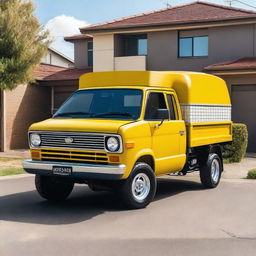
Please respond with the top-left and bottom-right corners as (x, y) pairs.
(79, 71), (231, 105)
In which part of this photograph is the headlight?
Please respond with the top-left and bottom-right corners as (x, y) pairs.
(105, 136), (120, 152)
(30, 133), (41, 147)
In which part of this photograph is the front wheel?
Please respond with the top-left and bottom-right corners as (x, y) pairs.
(35, 175), (74, 201)
(117, 162), (156, 209)
(199, 153), (222, 188)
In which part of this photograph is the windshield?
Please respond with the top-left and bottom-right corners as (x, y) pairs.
(53, 88), (143, 120)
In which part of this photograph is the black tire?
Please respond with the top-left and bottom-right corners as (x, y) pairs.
(117, 162), (156, 209)
(199, 153), (222, 188)
(87, 181), (111, 192)
(35, 174), (74, 201)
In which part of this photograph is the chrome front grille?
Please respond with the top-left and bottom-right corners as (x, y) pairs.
(36, 131), (105, 150)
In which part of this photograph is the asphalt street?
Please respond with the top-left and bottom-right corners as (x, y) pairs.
(0, 175), (256, 256)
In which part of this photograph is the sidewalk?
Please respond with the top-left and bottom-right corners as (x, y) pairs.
(223, 157), (256, 179)
(0, 150), (30, 159)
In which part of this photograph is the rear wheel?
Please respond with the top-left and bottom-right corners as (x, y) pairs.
(117, 162), (156, 209)
(35, 175), (74, 201)
(199, 153), (222, 188)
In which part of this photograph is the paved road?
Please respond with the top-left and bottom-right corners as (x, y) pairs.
(1, 175), (256, 256)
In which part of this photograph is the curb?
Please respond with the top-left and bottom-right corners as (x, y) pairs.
(0, 173), (32, 181)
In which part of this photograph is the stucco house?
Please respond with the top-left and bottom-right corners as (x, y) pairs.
(64, 1), (256, 153)
(42, 47), (74, 68)
(1, 1), (256, 153)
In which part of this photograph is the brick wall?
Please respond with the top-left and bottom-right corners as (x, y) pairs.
(5, 83), (51, 150)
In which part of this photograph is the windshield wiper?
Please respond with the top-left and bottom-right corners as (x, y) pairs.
(93, 112), (135, 119)
(54, 111), (91, 117)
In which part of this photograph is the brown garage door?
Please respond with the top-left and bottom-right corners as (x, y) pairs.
(53, 86), (77, 113)
(232, 85), (256, 153)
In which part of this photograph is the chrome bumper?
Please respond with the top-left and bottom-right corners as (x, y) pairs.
(22, 160), (126, 180)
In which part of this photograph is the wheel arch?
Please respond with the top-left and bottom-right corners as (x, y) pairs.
(136, 154), (155, 172)
(195, 144), (223, 167)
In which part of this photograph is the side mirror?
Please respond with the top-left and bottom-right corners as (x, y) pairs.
(155, 109), (169, 120)
(155, 109), (169, 128)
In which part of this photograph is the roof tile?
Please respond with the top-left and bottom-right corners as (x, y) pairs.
(205, 57), (256, 70)
(80, 1), (256, 32)
(33, 64), (92, 81)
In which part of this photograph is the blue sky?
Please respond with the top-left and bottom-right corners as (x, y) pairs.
(32, 0), (256, 59)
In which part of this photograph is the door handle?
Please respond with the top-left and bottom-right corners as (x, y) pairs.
(179, 130), (185, 136)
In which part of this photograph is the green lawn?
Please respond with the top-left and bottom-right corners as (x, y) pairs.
(0, 168), (25, 176)
(247, 169), (256, 179)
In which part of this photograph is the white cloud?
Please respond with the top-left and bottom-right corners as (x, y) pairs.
(45, 15), (90, 60)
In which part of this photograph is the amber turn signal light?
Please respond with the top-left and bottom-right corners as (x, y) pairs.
(125, 142), (135, 149)
(109, 156), (120, 162)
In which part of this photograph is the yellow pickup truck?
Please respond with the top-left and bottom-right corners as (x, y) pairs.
(23, 71), (232, 209)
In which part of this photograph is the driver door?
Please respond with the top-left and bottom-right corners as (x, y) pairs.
(145, 91), (186, 175)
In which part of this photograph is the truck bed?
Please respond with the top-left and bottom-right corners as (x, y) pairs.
(186, 122), (232, 147)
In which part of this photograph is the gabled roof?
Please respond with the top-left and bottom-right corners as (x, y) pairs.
(80, 1), (256, 32)
(48, 47), (74, 63)
(33, 64), (92, 81)
(204, 57), (256, 71)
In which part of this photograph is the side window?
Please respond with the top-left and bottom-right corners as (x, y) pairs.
(145, 92), (167, 120)
(87, 41), (93, 67)
(166, 94), (177, 120)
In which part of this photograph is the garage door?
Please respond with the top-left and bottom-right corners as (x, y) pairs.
(232, 85), (256, 153)
(53, 86), (77, 113)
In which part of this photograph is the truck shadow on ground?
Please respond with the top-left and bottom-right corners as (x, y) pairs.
(0, 177), (204, 225)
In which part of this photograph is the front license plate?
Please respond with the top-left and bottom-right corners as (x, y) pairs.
(52, 166), (72, 176)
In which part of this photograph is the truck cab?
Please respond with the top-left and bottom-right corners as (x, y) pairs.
(23, 71), (232, 209)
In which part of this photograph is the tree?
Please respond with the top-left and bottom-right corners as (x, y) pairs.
(0, 0), (50, 90)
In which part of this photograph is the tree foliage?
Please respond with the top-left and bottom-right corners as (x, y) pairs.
(0, 0), (50, 90)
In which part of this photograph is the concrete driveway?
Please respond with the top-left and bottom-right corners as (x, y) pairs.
(1, 175), (256, 256)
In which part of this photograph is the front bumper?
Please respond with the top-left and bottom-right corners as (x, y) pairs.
(22, 160), (126, 180)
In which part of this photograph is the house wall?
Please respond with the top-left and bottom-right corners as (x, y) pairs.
(5, 84), (51, 150)
(93, 34), (114, 72)
(74, 39), (91, 68)
(85, 24), (256, 72)
(147, 24), (256, 71)
(42, 50), (74, 68)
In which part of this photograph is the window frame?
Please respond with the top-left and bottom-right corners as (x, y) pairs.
(165, 93), (178, 121)
(144, 91), (168, 121)
(178, 34), (208, 58)
(87, 41), (93, 67)
(124, 34), (148, 57)
(54, 88), (144, 121)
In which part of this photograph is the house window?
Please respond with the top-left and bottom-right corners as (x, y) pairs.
(122, 34), (148, 56)
(138, 38), (147, 55)
(179, 36), (208, 57)
(87, 41), (93, 66)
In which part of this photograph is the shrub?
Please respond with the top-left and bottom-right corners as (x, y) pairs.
(247, 169), (256, 179)
(223, 123), (248, 163)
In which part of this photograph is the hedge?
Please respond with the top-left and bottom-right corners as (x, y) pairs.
(247, 169), (256, 179)
(222, 123), (248, 163)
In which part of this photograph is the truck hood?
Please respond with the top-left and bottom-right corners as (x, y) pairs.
(29, 118), (134, 134)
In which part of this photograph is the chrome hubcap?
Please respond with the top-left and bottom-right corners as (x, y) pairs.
(131, 173), (150, 202)
(211, 159), (220, 183)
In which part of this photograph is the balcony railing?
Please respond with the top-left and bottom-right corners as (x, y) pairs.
(114, 56), (146, 71)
